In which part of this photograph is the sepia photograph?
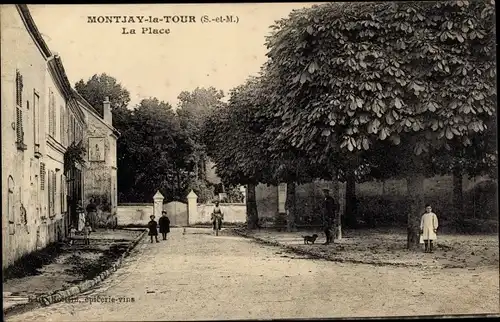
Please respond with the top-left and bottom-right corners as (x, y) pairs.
(1, 2), (498, 321)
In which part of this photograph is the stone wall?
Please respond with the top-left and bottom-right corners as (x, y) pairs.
(255, 175), (496, 227)
(82, 106), (118, 215)
(117, 202), (246, 226)
(116, 204), (154, 226)
(193, 203), (246, 225)
(256, 184), (278, 219)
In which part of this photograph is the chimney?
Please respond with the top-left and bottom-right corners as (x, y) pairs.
(103, 97), (112, 125)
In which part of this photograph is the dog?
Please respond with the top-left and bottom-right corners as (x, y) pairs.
(302, 234), (319, 245)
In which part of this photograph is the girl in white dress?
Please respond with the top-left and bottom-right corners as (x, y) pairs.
(420, 204), (439, 253)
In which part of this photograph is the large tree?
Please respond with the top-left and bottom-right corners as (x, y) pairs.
(118, 98), (194, 202)
(75, 73), (131, 118)
(203, 78), (273, 229)
(176, 87), (225, 182)
(263, 0), (496, 248)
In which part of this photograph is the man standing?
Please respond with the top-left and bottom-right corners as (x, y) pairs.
(322, 188), (337, 245)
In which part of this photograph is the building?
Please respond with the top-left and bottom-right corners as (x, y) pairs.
(74, 93), (120, 221)
(46, 56), (86, 231)
(2, 4), (53, 268)
(1, 5), (88, 269)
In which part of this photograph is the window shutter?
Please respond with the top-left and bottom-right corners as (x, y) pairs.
(47, 170), (52, 216)
(60, 108), (64, 145)
(48, 92), (53, 136)
(72, 117), (76, 144)
(40, 163), (46, 190)
(52, 171), (56, 215)
(16, 107), (23, 143)
(16, 70), (23, 106)
(60, 174), (65, 212)
(52, 98), (56, 137)
(49, 92), (55, 137)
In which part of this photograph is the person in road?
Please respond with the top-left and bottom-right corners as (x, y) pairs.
(211, 201), (224, 231)
(76, 201), (85, 231)
(148, 215), (159, 243)
(322, 189), (337, 245)
(86, 198), (98, 232)
(83, 221), (92, 245)
(158, 211), (171, 241)
(420, 204), (439, 253)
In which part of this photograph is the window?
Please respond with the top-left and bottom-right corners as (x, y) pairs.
(71, 117), (76, 144)
(60, 106), (65, 145)
(48, 90), (56, 137)
(53, 171), (57, 215)
(33, 91), (41, 156)
(48, 170), (55, 217)
(47, 170), (56, 217)
(77, 124), (82, 143)
(8, 176), (15, 235)
(16, 70), (26, 150)
(69, 115), (74, 144)
(40, 162), (46, 190)
(60, 174), (66, 212)
(68, 113), (72, 145)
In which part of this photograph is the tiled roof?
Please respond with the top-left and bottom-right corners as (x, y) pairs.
(16, 5), (52, 58)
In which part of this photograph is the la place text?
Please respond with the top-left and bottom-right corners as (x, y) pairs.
(122, 27), (171, 35)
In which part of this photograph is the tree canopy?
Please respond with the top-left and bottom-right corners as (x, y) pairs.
(203, 0), (496, 241)
(263, 1), (495, 165)
(75, 73), (131, 117)
(75, 74), (224, 203)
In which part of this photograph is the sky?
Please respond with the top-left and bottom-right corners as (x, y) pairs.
(29, 3), (316, 109)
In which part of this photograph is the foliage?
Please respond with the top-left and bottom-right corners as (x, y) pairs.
(263, 1), (495, 175)
(117, 98), (194, 202)
(75, 75), (226, 203)
(222, 186), (245, 203)
(203, 77), (273, 185)
(432, 116), (497, 179)
(176, 87), (226, 180)
(186, 179), (214, 204)
(75, 73), (131, 118)
(63, 141), (86, 173)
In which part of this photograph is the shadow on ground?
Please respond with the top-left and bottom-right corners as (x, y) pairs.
(232, 228), (499, 269)
(2, 229), (142, 301)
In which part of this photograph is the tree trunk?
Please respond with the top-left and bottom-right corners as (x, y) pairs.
(176, 169), (181, 199)
(193, 162), (199, 181)
(246, 183), (259, 229)
(332, 171), (342, 240)
(286, 182), (297, 232)
(407, 173), (425, 250)
(345, 169), (357, 228)
(199, 153), (207, 181)
(453, 168), (464, 221)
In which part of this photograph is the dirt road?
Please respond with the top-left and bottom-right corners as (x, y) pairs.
(6, 228), (499, 321)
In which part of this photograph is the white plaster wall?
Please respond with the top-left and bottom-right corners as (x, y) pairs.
(1, 5), (51, 269)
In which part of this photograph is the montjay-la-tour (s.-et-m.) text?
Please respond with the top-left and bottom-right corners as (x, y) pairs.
(87, 15), (239, 24)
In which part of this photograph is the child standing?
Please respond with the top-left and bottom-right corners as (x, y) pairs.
(158, 211), (170, 241)
(148, 215), (159, 243)
(420, 204), (439, 253)
(83, 222), (92, 245)
(69, 225), (77, 245)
